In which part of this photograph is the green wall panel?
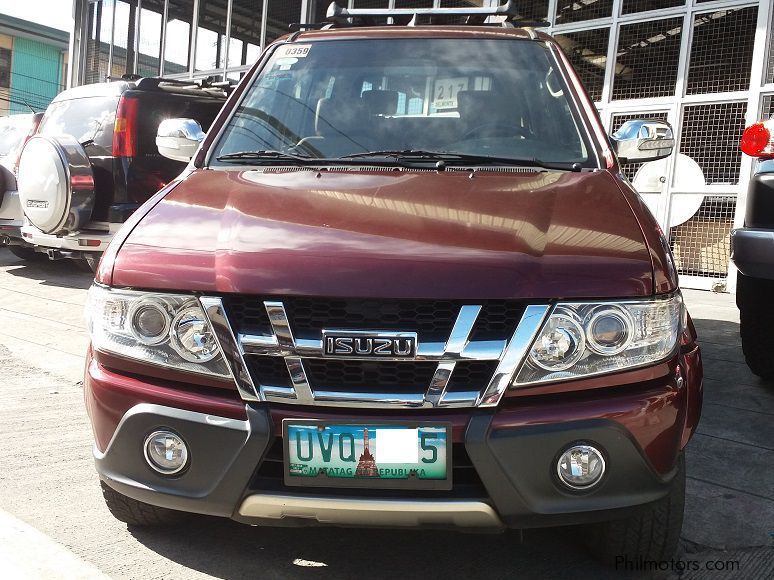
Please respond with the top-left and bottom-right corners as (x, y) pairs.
(9, 36), (63, 114)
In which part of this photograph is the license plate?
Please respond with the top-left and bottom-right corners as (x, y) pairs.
(283, 421), (451, 490)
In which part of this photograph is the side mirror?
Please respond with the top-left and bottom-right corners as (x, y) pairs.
(611, 120), (675, 164)
(156, 118), (205, 162)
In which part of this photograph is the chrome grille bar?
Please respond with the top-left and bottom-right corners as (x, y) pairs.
(477, 304), (551, 407)
(219, 298), (550, 408)
(425, 305), (481, 407)
(239, 334), (506, 361)
(199, 296), (259, 401)
(264, 301), (314, 403)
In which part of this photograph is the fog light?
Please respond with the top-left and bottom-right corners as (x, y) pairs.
(557, 444), (605, 490)
(144, 430), (189, 475)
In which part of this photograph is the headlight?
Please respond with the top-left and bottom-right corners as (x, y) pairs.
(87, 284), (231, 379)
(513, 293), (682, 386)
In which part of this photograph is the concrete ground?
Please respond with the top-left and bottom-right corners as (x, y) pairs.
(0, 249), (771, 579)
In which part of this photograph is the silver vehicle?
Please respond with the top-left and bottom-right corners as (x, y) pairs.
(0, 112), (44, 260)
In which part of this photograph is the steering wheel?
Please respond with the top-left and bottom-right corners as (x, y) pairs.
(461, 123), (528, 140)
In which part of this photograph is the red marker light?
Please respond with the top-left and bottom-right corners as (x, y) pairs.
(740, 122), (774, 157)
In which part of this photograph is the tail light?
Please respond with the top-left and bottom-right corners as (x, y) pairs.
(740, 121), (774, 158)
(112, 95), (139, 157)
(12, 112), (44, 175)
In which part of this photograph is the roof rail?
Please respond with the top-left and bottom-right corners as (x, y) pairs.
(324, 1), (550, 28)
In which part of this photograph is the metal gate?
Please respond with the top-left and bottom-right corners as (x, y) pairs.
(545, 0), (772, 291)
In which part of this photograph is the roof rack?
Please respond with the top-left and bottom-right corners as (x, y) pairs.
(132, 76), (235, 97)
(324, 1), (550, 28)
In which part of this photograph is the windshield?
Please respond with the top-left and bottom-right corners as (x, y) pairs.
(210, 38), (593, 167)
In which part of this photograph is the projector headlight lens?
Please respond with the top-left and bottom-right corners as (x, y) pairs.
(513, 293), (682, 386)
(130, 299), (171, 345)
(585, 307), (633, 356)
(86, 284), (230, 379)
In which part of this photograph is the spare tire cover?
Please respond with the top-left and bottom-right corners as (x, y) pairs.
(18, 135), (95, 234)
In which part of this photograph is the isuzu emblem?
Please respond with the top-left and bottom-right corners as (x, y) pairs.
(322, 330), (417, 358)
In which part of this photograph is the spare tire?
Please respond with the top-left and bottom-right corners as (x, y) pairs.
(17, 135), (95, 234)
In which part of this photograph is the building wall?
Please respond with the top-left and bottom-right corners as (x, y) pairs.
(9, 36), (64, 114)
(0, 33), (13, 117)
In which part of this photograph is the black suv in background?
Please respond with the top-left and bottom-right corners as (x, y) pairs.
(17, 77), (228, 270)
(733, 122), (774, 378)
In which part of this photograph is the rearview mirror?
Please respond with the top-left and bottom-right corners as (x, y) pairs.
(611, 120), (675, 164)
(156, 118), (205, 162)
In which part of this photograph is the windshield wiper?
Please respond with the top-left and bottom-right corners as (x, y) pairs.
(338, 150), (581, 171)
(216, 150), (314, 164)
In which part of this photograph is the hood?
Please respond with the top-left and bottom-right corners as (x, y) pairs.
(111, 168), (656, 299)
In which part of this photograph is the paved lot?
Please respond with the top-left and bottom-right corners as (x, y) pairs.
(0, 249), (771, 579)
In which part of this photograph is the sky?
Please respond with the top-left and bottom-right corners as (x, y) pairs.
(0, 0), (73, 33)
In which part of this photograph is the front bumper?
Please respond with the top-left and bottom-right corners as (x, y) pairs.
(731, 227), (774, 280)
(88, 346), (701, 530)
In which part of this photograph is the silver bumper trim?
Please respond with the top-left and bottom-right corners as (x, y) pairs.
(238, 494), (504, 528)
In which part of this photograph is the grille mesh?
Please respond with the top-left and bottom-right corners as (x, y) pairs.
(554, 0), (613, 25)
(222, 295), (272, 334)
(304, 360), (438, 393)
(622, 0), (684, 14)
(554, 28), (610, 102)
(284, 297), (461, 340)
(248, 356), (291, 388)
(224, 297), (524, 341)
(686, 7), (757, 95)
(612, 17), (683, 101)
(669, 196), (736, 278)
(678, 102), (746, 186)
(447, 361), (499, 392)
(248, 357), (499, 395)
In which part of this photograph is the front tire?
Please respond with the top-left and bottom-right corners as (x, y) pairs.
(100, 481), (184, 526)
(737, 273), (774, 380)
(583, 454), (685, 565)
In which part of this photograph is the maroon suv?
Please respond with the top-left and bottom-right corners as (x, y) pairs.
(83, 2), (702, 565)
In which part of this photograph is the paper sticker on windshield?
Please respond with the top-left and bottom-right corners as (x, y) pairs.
(276, 44), (311, 59)
(432, 77), (469, 110)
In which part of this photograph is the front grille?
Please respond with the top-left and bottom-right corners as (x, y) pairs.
(217, 295), (540, 408)
(251, 439), (487, 499)
(304, 359), (438, 393)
